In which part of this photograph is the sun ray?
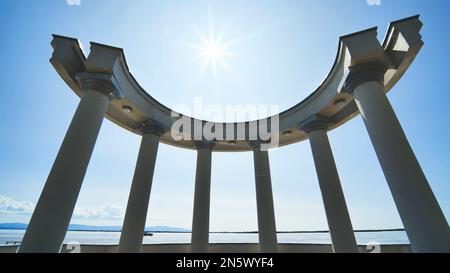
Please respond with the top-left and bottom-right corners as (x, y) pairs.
(200, 55), (211, 72)
(217, 56), (230, 71)
(220, 40), (237, 50)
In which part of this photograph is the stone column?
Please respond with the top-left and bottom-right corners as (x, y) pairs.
(251, 142), (278, 253)
(18, 78), (116, 253)
(301, 116), (358, 253)
(345, 63), (450, 253)
(191, 141), (214, 253)
(118, 121), (165, 253)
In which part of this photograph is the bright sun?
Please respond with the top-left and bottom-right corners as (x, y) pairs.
(191, 22), (235, 77)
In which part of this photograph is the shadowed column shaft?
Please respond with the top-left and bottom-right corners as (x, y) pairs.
(191, 147), (213, 253)
(354, 81), (450, 253)
(253, 149), (278, 253)
(18, 90), (110, 253)
(308, 129), (358, 253)
(119, 133), (161, 253)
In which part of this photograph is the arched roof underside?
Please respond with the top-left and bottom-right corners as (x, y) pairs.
(50, 15), (423, 152)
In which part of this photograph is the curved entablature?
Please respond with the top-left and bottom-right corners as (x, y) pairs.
(50, 15), (423, 152)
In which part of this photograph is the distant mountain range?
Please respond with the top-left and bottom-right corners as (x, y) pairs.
(0, 223), (191, 233)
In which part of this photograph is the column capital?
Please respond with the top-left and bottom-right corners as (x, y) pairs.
(140, 119), (166, 137)
(342, 62), (388, 95)
(194, 141), (216, 150)
(76, 72), (123, 100)
(249, 140), (271, 151)
(299, 115), (333, 134)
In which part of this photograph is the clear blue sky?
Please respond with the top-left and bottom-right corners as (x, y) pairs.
(0, 0), (449, 236)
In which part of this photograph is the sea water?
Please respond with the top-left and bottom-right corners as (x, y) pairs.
(0, 230), (409, 246)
